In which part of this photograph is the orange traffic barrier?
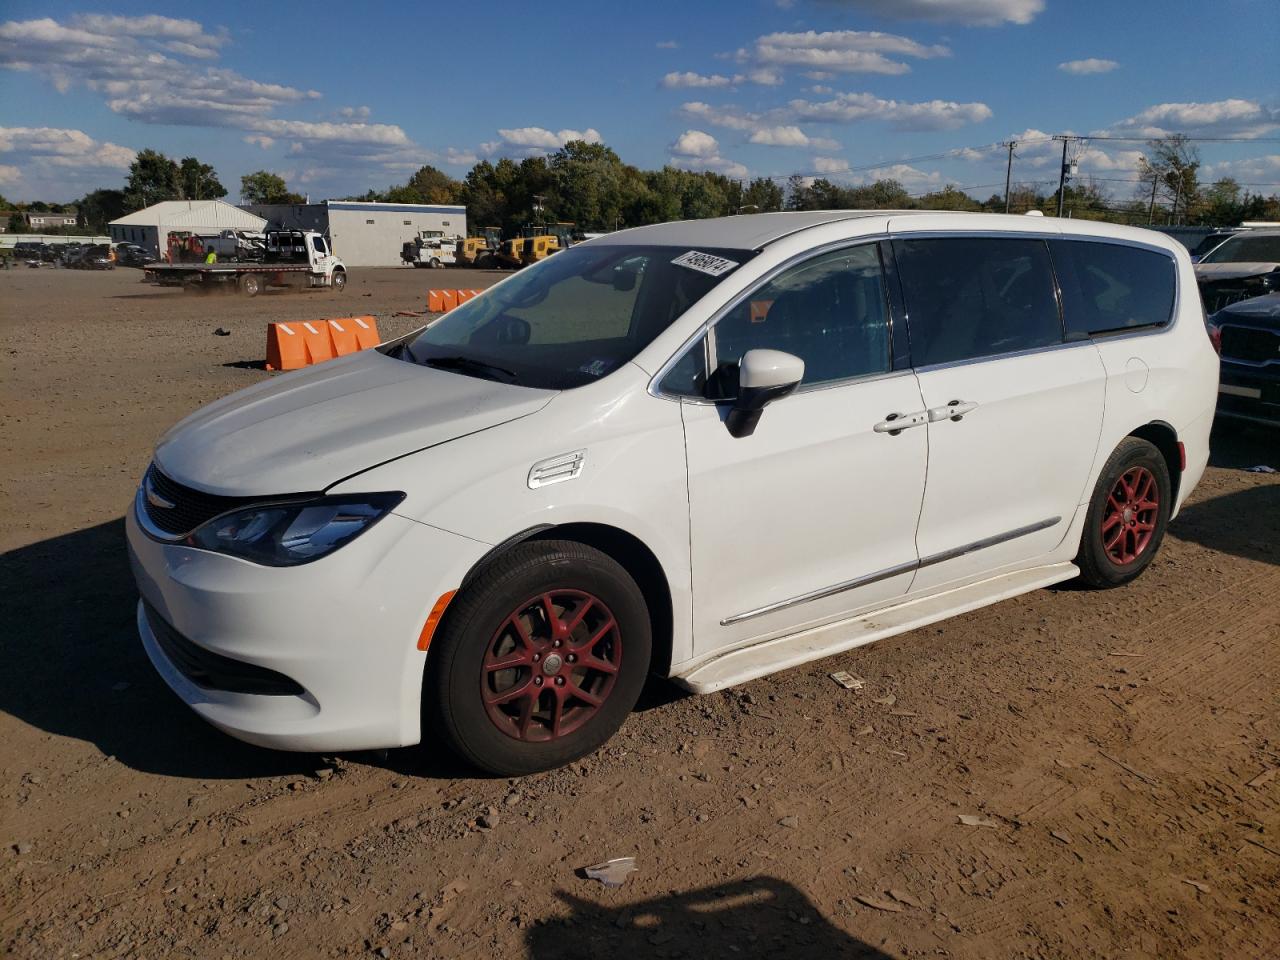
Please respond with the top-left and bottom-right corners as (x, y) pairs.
(427, 289), (484, 313)
(328, 316), (380, 355)
(265, 317), (382, 371)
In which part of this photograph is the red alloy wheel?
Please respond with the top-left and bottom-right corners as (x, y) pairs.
(481, 590), (622, 742)
(1101, 465), (1160, 566)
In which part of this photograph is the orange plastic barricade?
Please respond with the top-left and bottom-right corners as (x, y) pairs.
(328, 316), (381, 356)
(428, 289), (445, 312)
(298, 321), (335, 365)
(440, 289), (458, 312)
(265, 322), (309, 371)
(456, 289), (474, 306)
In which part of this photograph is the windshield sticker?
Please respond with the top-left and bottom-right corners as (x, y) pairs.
(671, 250), (739, 277)
(579, 358), (612, 377)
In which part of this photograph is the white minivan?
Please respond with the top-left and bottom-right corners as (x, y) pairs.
(128, 211), (1218, 774)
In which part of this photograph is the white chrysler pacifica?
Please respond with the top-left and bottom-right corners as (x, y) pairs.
(128, 211), (1218, 774)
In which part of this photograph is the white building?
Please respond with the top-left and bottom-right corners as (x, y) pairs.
(109, 200), (268, 259)
(244, 200), (467, 267)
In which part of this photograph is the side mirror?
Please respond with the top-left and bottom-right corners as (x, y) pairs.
(613, 267), (638, 291)
(725, 349), (804, 438)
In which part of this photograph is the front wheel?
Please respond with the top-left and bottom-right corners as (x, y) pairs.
(1074, 437), (1172, 588)
(330, 269), (346, 292)
(425, 540), (651, 775)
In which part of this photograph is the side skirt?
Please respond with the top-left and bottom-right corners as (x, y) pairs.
(672, 561), (1079, 694)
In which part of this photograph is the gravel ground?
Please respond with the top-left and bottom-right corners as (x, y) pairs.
(1, 265), (1278, 959)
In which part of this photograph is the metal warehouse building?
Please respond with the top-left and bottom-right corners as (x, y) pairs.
(109, 200), (268, 260)
(244, 200), (467, 267)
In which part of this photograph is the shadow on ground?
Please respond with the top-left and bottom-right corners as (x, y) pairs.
(1172, 483), (1280, 565)
(526, 878), (892, 959)
(0, 519), (467, 780)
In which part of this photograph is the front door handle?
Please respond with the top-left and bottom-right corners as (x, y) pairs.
(874, 410), (928, 435)
(928, 400), (978, 422)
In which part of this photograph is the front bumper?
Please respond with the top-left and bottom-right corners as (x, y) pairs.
(126, 500), (487, 752)
(1217, 362), (1280, 427)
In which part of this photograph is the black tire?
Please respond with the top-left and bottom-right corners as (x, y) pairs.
(1074, 437), (1172, 588)
(239, 273), (262, 298)
(331, 269), (346, 292)
(425, 540), (651, 775)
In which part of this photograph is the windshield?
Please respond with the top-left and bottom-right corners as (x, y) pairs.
(1202, 234), (1280, 264)
(395, 244), (755, 389)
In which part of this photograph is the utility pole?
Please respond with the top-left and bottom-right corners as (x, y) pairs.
(1055, 137), (1071, 217)
(1002, 140), (1016, 213)
(1147, 175), (1159, 225)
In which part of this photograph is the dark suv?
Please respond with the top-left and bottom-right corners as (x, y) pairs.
(1208, 293), (1280, 426)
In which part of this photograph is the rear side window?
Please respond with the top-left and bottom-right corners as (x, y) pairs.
(893, 238), (1061, 367)
(1051, 240), (1175, 336)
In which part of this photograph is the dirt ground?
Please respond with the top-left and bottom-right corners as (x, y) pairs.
(1, 264), (1278, 960)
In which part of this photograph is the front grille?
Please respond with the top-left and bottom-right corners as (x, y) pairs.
(1200, 282), (1262, 314)
(144, 602), (304, 696)
(1220, 324), (1279, 365)
(142, 465), (265, 537)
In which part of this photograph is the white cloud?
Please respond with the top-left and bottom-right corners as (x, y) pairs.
(243, 134), (275, 149)
(656, 40), (679, 49)
(0, 164), (22, 185)
(745, 67), (785, 86)
(670, 154), (748, 179)
(824, 0), (1044, 26)
(0, 126), (136, 198)
(669, 129), (746, 178)
(1204, 154), (1280, 182)
(856, 163), (943, 190)
(752, 29), (949, 76)
(243, 118), (410, 146)
(338, 105), (371, 120)
(787, 92), (993, 130)
(1107, 98), (1280, 139)
(661, 71), (735, 89)
(813, 156), (851, 174)
(749, 126), (841, 151)
(683, 91), (991, 135)
(478, 126), (604, 159)
(1058, 58), (1118, 75)
(671, 129), (720, 158)
(444, 147), (478, 166)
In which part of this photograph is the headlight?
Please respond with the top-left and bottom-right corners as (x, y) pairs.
(187, 493), (405, 566)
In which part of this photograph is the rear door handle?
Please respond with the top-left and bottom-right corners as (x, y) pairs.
(927, 400), (978, 422)
(874, 410), (928, 435)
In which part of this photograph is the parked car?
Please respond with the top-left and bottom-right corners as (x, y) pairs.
(127, 212), (1217, 775)
(59, 243), (85, 267)
(1207, 292), (1280, 426)
(1194, 229), (1280, 312)
(73, 244), (115, 270)
(1189, 229), (1245, 263)
(114, 243), (150, 268)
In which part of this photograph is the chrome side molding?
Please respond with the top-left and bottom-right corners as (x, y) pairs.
(720, 516), (1061, 626)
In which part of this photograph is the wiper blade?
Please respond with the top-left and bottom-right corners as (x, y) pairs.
(422, 355), (519, 383)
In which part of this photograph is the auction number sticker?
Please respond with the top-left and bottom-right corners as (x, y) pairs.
(671, 250), (739, 277)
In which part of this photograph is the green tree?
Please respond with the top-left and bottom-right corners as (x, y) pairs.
(178, 157), (226, 201)
(240, 170), (304, 205)
(741, 177), (784, 212)
(7, 212), (26, 234)
(1136, 135), (1200, 224)
(916, 184), (983, 212)
(124, 149), (181, 210)
(549, 140), (626, 231)
(76, 188), (128, 230)
(388, 164), (462, 205)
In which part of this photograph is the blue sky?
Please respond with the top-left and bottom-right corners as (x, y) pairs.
(1, 0), (1277, 203)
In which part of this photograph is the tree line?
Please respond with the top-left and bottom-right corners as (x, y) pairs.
(5, 137), (1276, 236)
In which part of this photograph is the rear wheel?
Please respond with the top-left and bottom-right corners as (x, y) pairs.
(1074, 437), (1171, 588)
(425, 540), (651, 775)
(239, 273), (262, 298)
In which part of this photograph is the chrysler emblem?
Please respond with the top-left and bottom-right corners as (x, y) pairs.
(145, 475), (175, 510)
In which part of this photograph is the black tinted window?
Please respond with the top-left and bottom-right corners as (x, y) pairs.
(709, 244), (890, 398)
(660, 335), (708, 397)
(1201, 234), (1280, 263)
(894, 238), (1062, 366)
(1051, 240), (1175, 336)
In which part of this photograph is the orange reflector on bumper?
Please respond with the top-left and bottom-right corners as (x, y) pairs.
(416, 590), (457, 651)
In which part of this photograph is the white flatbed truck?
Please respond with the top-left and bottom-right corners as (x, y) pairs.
(144, 230), (346, 297)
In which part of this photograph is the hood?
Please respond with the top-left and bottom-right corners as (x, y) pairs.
(1195, 262), (1280, 281)
(1214, 292), (1280, 326)
(155, 350), (555, 495)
